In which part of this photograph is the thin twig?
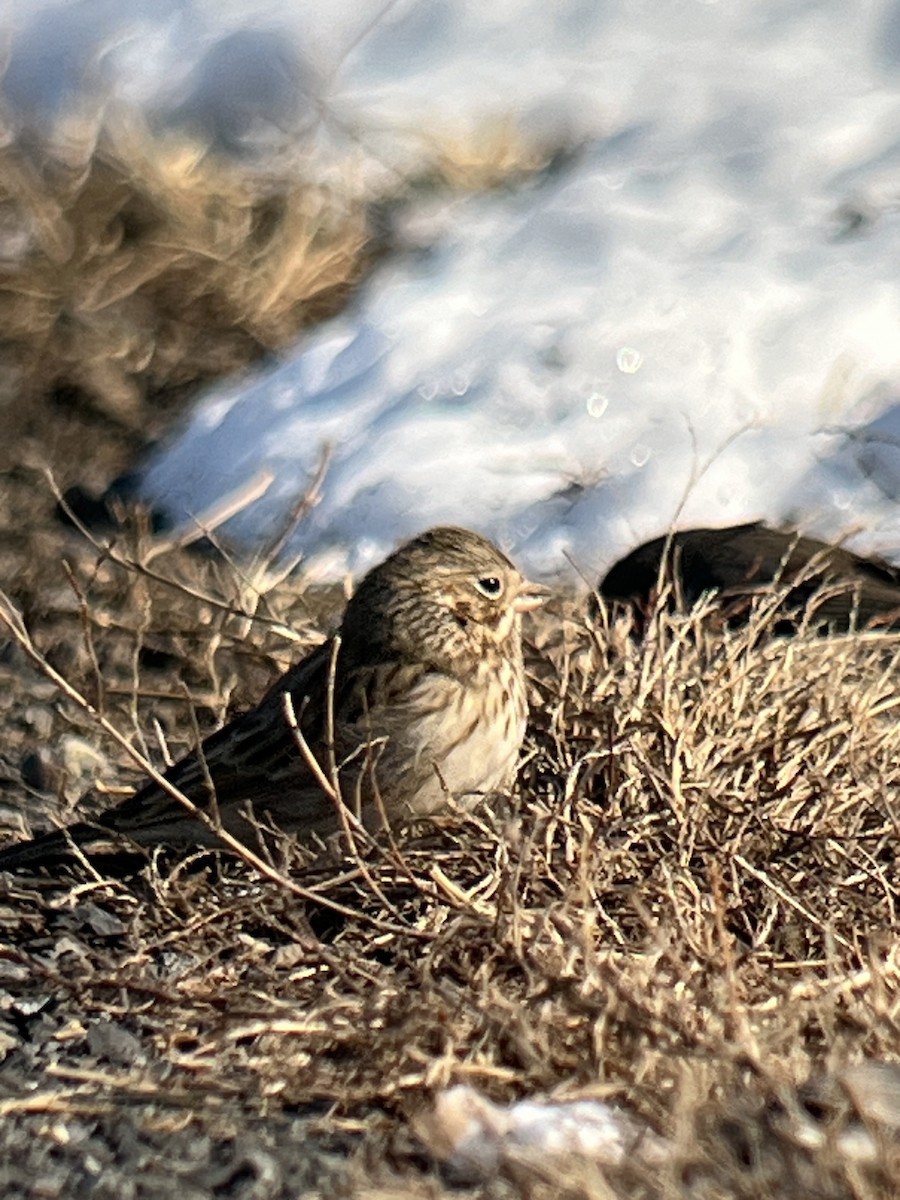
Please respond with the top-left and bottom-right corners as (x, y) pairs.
(0, 589), (432, 939)
(733, 854), (853, 952)
(281, 688), (407, 923)
(48, 472), (292, 632)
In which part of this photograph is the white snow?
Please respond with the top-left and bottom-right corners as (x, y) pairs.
(10, 0), (900, 581)
(427, 1084), (668, 1177)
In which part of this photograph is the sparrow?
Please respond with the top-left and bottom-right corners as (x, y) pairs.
(0, 526), (546, 870)
(599, 522), (900, 632)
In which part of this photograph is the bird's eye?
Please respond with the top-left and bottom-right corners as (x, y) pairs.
(475, 575), (503, 598)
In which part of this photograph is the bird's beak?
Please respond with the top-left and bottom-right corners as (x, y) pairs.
(513, 579), (551, 613)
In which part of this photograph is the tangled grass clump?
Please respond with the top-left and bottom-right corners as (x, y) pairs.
(0, 114), (371, 454)
(1, 508), (899, 1197)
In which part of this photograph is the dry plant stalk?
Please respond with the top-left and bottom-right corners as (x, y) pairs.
(1, 522), (900, 1196)
(0, 110), (370, 445)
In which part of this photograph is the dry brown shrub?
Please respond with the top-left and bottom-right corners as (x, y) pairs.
(0, 111), (370, 451)
(0, 105), (566, 534)
(0, 509), (899, 1196)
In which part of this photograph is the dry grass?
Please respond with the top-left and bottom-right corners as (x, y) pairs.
(0, 112), (370, 464)
(0, 105), (566, 522)
(1, 493), (899, 1197)
(0, 91), (895, 1198)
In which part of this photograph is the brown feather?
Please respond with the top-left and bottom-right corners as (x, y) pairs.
(0, 527), (542, 870)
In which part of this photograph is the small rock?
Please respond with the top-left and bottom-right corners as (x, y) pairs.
(86, 1018), (145, 1067)
(22, 705), (54, 741)
(0, 1020), (19, 1058)
(20, 746), (60, 792)
(74, 902), (126, 937)
(11, 994), (52, 1017)
(59, 736), (106, 783)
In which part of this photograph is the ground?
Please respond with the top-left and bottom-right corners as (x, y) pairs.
(1, 122), (900, 1200)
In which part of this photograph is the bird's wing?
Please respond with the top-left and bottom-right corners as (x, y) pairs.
(0, 635), (446, 870)
(95, 637), (337, 840)
(0, 639), (344, 867)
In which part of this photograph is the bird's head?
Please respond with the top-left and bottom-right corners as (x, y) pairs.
(341, 526), (547, 674)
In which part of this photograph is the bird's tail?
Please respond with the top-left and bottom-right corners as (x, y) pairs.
(0, 823), (102, 872)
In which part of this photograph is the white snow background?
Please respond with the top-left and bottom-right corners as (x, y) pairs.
(10, 0), (900, 582)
